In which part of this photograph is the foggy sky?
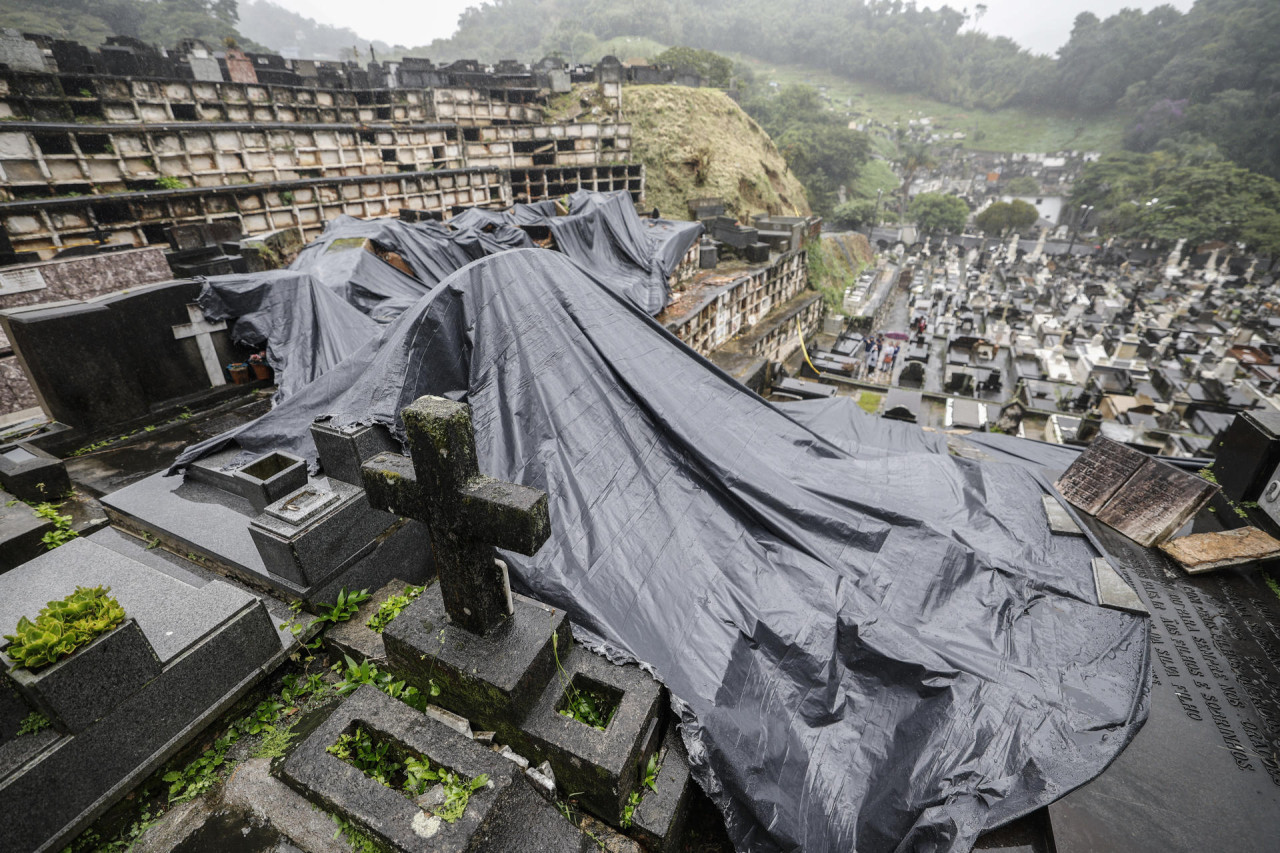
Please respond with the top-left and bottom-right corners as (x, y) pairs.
(263, 0), (1195, 56)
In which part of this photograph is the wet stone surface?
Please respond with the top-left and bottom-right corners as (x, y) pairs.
(1049, 517), (1280, 853)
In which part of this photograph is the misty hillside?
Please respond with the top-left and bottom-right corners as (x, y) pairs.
(236, 0), (394, 61)
(413, 0), (1278, 182)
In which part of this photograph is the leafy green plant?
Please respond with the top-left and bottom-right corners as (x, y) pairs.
(551, 622), (615, 730)
(3, 586), (124, 670)
(328, 727), (488, 822)
(30, 501), (77, 550)
(366, 584), (425, 633)
(17, 711), (51, 736)
(331, 653), (437, 708)
(328, 726), (401, 787)
(621, 752), (662, 828)
(162, 678), (327, 803)
(313, 587), (371, 627)
(329, 813), (383, 853)
(154, 175), (187, 190)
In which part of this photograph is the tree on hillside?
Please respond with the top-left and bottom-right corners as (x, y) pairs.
(1071, 151), (1280, 251)
(975, 200), (1038, 235)
(1001, 175), (1040, 196)
(908, 193), (969, 234)
(742, 83), (870, 215)
(651, 47), (733, 87)
(832, 199), (878, 230)
(893, 140), (936, 218)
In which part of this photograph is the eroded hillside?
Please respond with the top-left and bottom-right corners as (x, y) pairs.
(623, 86), (810, 220)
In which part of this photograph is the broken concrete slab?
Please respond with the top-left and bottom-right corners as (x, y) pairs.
(1090, 557), (1148, 615)
(631, 726), (694, 853)
(1158, 527), (1280, 575)
(1041, 494), (1084, 536)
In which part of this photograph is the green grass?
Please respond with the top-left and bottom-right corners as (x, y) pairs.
(849, 158), (900, 202)
(736, 56), (1127, 155)
(857, 391), (883, 414)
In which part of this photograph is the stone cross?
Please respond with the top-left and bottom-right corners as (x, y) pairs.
(361, 395), (551, 636)
(172, 303), (228, 387)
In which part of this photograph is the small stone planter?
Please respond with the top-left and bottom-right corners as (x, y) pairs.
(2, 618), (161, 734)
(233, 451), (308, 513)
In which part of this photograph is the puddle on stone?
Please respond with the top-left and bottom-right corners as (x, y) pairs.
(170, 808), (301, 853)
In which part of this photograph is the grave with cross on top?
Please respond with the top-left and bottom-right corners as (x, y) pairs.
(360, 395), (551, 636)
(353, 395), (684, 840)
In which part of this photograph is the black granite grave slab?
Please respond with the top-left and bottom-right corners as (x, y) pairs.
(1047, 517), (1280, 853)
(0, 489), (52, 572)
(248, 480), (397, 588)
(277, 684), (591, 852)
(101, 465), (422, 608)
(311, 418), (399, 486)
(233, 451), (308, 513)
(520, 644), (663, 825)
(0, 536), (282, 853)
(0, 441), (71, 502)
(4, 618), (161, 734)
(1213, 411), (1280, 503)
(384, 583), (570, 741)
(0, 280), (242, 431)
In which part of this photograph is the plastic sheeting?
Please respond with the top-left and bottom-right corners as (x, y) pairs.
(195, 270), (378, 402)
(548, 190), (703, 315)
(175, 249), (1150, 853)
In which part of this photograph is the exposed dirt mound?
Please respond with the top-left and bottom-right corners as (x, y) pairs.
(623, 86), (811, 220)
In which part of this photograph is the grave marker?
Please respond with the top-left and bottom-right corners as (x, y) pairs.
(365, 397), (677, 834)
(171, 302), (229, 388)
(1055, 437), (1218, 547)
(361, 396), (551, 636)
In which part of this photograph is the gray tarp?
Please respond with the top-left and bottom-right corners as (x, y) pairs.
(175, 248), (1149, 853)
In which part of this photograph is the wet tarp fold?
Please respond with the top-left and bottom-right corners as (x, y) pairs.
(176, 248), (1149, 853)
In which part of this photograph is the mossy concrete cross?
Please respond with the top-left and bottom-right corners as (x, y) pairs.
(360, 395), (551, 636)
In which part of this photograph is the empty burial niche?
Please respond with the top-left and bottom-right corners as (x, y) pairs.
(557, 674), (622, 730)
(92, 200), (132, 224)
(33, 133), (75, 156)
(170, 103), (198, 120)
(380, 148), (397, 163)
(77, 133), (112, 154)
(69, 100), (104, 120)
